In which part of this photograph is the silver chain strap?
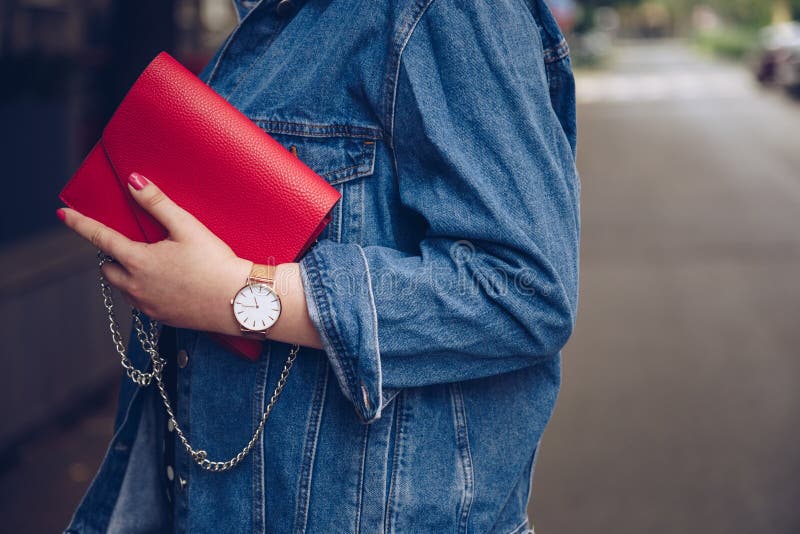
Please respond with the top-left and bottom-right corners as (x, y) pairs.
(98, 250), (299, 472)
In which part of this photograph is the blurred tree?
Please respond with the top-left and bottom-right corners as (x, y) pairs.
(787, 0), (800, 18)
(576, 0), (796, 32)
(708, 0), (772, 26)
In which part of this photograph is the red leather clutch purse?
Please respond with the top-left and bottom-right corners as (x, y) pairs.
(59, 51), (341, 361)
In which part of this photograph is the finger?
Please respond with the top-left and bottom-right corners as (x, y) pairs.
(100, 261), (133, 292)
(57, 207), (141, 264)
(127, 172), (196, 240)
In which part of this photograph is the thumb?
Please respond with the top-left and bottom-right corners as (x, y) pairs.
(127, 172), (196, 240)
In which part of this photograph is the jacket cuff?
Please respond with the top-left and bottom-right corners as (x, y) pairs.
(299, 240), (392, 423)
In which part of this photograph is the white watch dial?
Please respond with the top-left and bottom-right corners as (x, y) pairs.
(233, 283), (281, 331)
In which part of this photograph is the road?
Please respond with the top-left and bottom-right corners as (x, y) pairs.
(530, 41), (800, 534)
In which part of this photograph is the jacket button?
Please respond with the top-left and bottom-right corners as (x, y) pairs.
(275, 0), (295, 17)
(177, 349), (189, 368)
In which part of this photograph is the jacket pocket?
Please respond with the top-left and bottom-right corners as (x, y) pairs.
(256, 123), (378, 245)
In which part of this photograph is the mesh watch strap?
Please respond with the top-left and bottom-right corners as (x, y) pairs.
(248, 263), (275, 286)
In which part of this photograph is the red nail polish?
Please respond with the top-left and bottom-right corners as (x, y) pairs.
(56, 208), (66, 222)
(128, 172), (150, 190)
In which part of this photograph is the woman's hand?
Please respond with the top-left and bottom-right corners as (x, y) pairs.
(57, 171), (324, 349)
(57, 172), (253, 334)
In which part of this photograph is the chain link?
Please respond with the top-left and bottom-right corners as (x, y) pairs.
(97, 250), (299, 472)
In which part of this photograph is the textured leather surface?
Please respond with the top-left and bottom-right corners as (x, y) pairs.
(59, 52), (341, 361)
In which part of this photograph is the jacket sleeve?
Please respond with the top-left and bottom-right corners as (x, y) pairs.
(298, 0), (580, 423)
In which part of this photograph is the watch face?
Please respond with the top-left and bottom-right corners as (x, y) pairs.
(233, 283), (281, 331)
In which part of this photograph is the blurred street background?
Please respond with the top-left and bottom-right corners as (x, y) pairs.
(1, 0), (799, 533)
(532, 38), (800, 533)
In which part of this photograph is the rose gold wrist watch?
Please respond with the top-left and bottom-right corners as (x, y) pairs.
(230, 263), (282, 339)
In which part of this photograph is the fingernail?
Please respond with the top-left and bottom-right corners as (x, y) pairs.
(56, 208), (66, 222)
(128, 172), (150, 191)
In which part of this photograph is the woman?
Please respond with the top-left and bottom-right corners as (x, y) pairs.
(59, 0), (579, 532)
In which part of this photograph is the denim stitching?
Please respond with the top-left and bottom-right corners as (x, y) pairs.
(542, 38), (570, 64)
(331, 140), (376, 185)
(363, 141), (377, 176)
(254, 119), (384, 140)
(379, 393), (399, 532)
(383, 389), (407, 534)
(354, 423), (370, 534)
(320, 161), (367, 179)
(322, 166), (371, 185)
(518, 437), (543, 534)
(382, 388), (402, 406)
(335, 169), (363, 243)
(293, 354), (329, 534)
(254, 122), (380, 189)
(335, 189), (343, 243)
(302, 251), (361, 416)
(356, 244), (383, 421)
(298, 256), (358, 416)
(359, 162), (366, 246)
(385, 0), (436, 147)
(450, 382), (475, 534)
(252, 343), (270, 533)
(311, 242), (379, 423)
(303, 253), (352, 391)
(320, 140), (376, 185)
(508, 517), (530, 534)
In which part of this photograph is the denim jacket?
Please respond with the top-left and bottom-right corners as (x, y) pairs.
(66, 0), (579, 532)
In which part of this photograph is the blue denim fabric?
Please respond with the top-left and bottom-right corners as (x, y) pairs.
(66, 0), (579, 532)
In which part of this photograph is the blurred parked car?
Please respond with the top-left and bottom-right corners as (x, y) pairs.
(544, 0), (577, 34)
(774, 41), (800, 95)
(749, 22), (800, 85)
